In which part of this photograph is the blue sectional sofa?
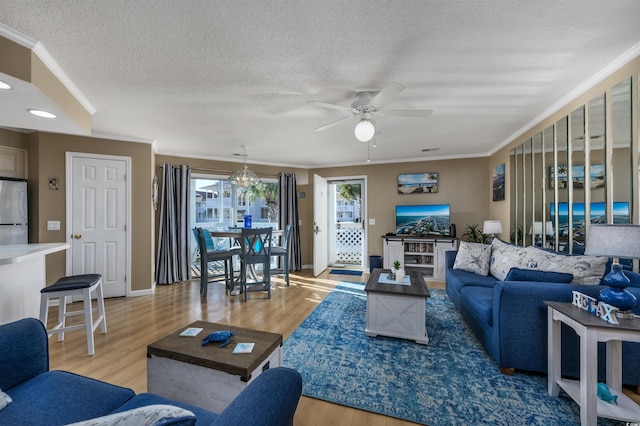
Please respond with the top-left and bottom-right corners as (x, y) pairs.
(0, 318), (302, 426)
(445, 242), (640, 384)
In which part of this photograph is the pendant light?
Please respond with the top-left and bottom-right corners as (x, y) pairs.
(228, 146), (261, 188)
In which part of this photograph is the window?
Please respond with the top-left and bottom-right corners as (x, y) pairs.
(190, 178), (279, 229)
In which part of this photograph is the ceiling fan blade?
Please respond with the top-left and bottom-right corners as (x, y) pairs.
(306, 100), (353, 112)
(313, 115), (354, 131)
(380, 108), (433, 118)
(368, 82), (407, 108)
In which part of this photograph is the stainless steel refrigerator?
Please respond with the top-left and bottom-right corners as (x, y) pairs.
(0, 178), (28, 244)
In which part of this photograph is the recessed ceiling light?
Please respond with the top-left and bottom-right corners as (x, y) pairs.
(28, 109), (56, 119)
(0, 80), (11, 90)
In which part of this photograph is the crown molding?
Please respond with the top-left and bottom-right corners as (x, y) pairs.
(0, 23), (96, 115)
(32, 42), (96, 114)
(491, 41), (640, 156)
(0, 23), (36, 48)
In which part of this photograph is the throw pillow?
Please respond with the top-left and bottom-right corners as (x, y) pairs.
(65, 404), (196, 426)
(523, 246), (607, 285)
(0, 389), (12, 410)
(489, 238), (529, 280)
(453, 241), (492, 276)
(505, 267), (574, 283)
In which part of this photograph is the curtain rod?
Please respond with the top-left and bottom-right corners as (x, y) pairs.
(158, 164), (279, 178)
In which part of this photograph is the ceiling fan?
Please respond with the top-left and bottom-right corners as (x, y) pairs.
(307, 82), (433, 142)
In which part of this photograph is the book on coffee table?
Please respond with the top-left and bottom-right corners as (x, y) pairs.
(233, 342), (255, 354)
(179, 327), (203, 337)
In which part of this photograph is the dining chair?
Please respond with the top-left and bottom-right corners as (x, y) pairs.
(271, 224), (292, 286)
(238, 227), (273, 301)
(195, 228), (234, 298)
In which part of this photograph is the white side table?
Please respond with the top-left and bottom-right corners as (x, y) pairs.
(546, 301), (640, 426)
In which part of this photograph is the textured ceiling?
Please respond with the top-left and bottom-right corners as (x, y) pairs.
(1, 1), (640, 168)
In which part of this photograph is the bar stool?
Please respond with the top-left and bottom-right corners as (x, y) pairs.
(39, 274), (107, 356)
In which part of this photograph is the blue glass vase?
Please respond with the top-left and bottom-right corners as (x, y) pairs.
(599, 263), (638, 312)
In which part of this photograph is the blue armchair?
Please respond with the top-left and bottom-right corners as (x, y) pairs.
(0, 318), (302, 426)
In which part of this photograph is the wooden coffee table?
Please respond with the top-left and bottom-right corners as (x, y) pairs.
(364, 268), (430, 344)
(147, 321), (282, 413)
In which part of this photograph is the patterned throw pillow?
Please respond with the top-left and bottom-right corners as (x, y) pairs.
(453, 241), (492, 276)
(489, 238), (529, 280)
(66, 405), (196, 426)
(0, 389), (12, 410)
(522, 246), (607, 285)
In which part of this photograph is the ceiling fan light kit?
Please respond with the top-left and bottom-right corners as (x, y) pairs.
(308, 82), (433, 143)
(355, 117), (375, 142)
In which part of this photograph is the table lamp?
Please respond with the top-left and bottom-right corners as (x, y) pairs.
(482, 220), (502, 241)
(584, 224), (640, 317)
(531, 221), (543, 246)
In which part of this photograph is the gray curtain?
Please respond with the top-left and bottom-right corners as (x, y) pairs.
(156, 164), (191, 284)
(278, 173), (301, 271)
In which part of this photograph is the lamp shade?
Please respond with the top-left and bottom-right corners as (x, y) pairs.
(532, 221), (543, 235)
(584, 224), (640, 259)
(482, 220), (502, 235)
(354, 118), (375, 142)
(545, 221), (554, 236)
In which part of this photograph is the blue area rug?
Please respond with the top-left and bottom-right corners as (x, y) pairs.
(328, 269), (362, 276)
(283, 282), (623, 425)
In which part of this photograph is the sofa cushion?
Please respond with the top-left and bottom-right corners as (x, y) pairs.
(1, 371), (135, 426)
(66, 404), (196, 426)
(490, 239), (528, 280)
(453, 242), (492, 276)
(504, 267), (574, 283)
(523, 246), (607, 285)
(0, 318), (49, 392)
(460, 286), (494, 326)
(446, 266), (497, 294)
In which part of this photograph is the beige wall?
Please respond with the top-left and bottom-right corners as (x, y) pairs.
(155, 155), (490, 267)
(310, 157), (491, 263)
(0, 130), (155, 290)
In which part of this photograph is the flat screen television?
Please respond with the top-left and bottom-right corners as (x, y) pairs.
(550, 201), (630, 237)
(395, 204), (450, 236)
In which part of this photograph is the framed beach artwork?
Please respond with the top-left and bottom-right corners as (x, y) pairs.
(397, 173), (438, 194)
(492, 163), (505, 201)
(549, 164), (605, 189)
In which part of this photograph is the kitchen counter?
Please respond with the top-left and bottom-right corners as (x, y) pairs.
(0, 243), (69, 265)
(0, 243), (70, 325)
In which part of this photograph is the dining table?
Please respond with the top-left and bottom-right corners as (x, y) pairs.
(208, 228), (283, 294)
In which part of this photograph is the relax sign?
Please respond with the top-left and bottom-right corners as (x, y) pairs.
(571, 291), (619, 325)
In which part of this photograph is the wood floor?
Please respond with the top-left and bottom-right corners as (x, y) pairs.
(46, 269), (419, 426)
(44, 271), (639, 424)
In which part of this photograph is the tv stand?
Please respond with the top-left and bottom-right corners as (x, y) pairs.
(381, 236), (457, 281)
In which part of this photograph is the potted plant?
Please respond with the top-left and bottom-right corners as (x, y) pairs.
(389, 260), (401, 280)
(462, 224), (491, 244)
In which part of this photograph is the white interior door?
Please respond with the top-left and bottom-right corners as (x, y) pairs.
(67, 153), (129, 298)
(313, 174), (328, 277)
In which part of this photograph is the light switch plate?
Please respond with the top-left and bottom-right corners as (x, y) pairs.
(369, 218), (375, 225)
(47, 221), (60, 231)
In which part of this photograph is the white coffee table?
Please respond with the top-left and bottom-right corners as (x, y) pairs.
(364, 268), (430, 344)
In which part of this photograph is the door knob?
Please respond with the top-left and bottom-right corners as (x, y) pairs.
(73, 234), (82, 239)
